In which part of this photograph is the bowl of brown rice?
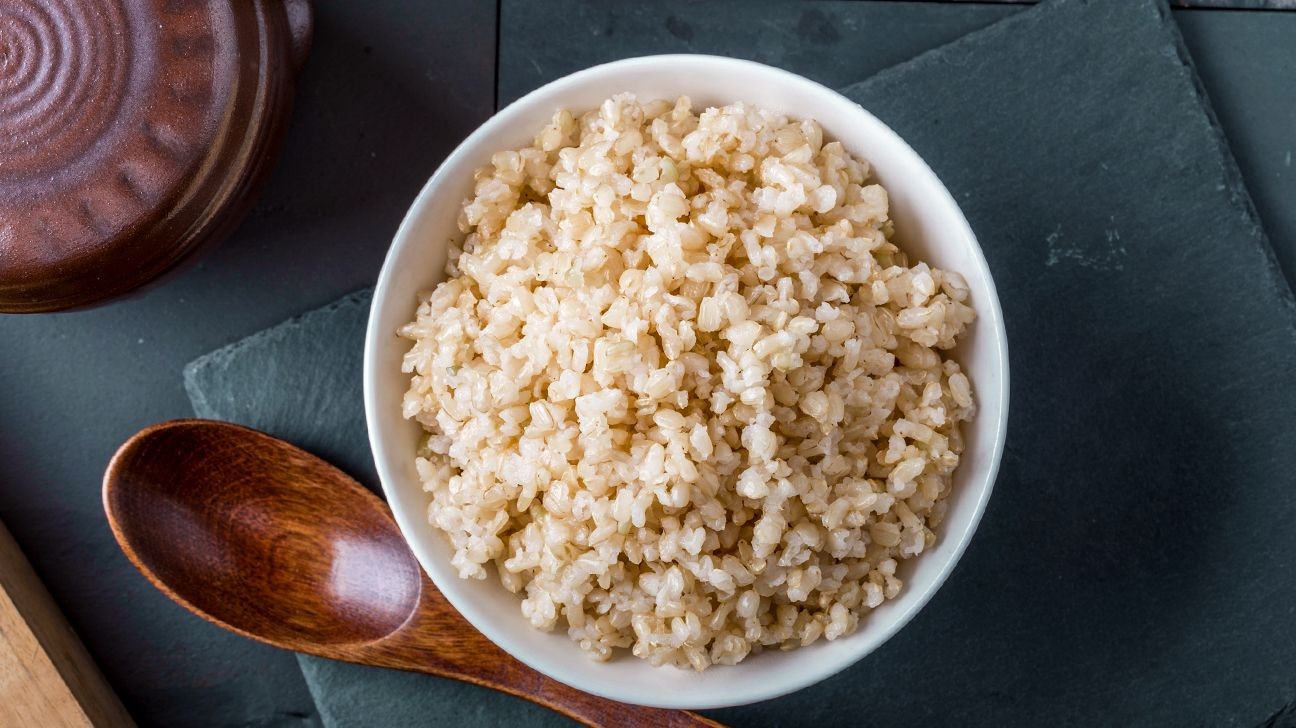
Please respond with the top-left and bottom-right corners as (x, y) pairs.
(365, 55), (1008, 708)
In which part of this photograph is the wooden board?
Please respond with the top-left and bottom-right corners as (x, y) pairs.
(0, 519), (133, 727)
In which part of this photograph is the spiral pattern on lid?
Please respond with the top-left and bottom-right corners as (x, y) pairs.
(0, 0), (306, 312)
(0, 0), (130, 181)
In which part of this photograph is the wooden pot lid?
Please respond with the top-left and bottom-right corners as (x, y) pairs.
(0, 0), (312, 313)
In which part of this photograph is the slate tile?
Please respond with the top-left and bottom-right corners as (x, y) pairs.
(498, 0), (1020, 106)
(810, 0), (1296, 725)
(501, 0), (1296, 293)
(1176, 9), (1296, 287)
(186, 0), (1296, 724)
(297, 655), (572, 728)
(184, 289), (378, 491)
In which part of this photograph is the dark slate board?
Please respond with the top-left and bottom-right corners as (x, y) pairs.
(185, 0), (1296, 724)
(826, 0), (1296, 724)
(186, 291), (378, 491)
(497, 0), (1021, 107)
(297, 631), (571, 728)
(945, 0), (1296, 7)
(1175, 9), (1296, 289)
(500, 0), (1296, 314)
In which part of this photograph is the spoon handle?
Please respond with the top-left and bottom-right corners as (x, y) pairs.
(346, 583), (724, 728)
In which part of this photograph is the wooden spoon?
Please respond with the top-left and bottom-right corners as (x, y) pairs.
(102, 419), (720, 728)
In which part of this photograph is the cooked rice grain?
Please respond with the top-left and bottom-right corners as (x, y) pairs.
(399, 94), (976, 669)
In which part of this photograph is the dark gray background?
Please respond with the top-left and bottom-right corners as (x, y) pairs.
(1, 1), (1294, 726)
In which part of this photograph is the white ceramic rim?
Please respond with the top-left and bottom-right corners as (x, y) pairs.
(365, 54), (1009, 709)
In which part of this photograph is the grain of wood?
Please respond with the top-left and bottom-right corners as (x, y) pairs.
(0, 520), (133, 727)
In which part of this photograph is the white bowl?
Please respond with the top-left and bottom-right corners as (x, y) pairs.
(365, 54), (1009, 709)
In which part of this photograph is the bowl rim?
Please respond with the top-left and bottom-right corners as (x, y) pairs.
(365, 53), (1010, 709)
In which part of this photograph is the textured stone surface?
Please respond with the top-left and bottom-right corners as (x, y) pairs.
(297, 654), (573, 728)
(185, 290), (378, 490)
(497, 0), (1019, 107)
(184, 0), (1296, 725)
(4, 0), (1296, 725)
(827, 0), (1296, 724)
(500, 0), (1296, 292)
(939, 0), (1296, 7)
(1177, 9), (1296, 285)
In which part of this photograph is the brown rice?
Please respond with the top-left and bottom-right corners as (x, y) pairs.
(399, 94), (976, 670)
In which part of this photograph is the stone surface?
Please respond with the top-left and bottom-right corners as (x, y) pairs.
(4, 0), (1296, 725)
(1177, 9), (1296, 285)
(497, 0), (1019, 107)
(827, 0), (1296, 724)
(501, 0), (1296, 293)
(185, 290), (377, 490)
(184, 0), (1296, 725)
(296, 647), (573, 728)
(940, 0), (1296, 7)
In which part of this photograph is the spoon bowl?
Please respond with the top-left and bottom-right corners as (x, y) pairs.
(104, 419), (718, 728)
(105, 420), (421, 646)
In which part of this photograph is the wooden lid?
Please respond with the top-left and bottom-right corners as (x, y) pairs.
(0, 0), (312, 313)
